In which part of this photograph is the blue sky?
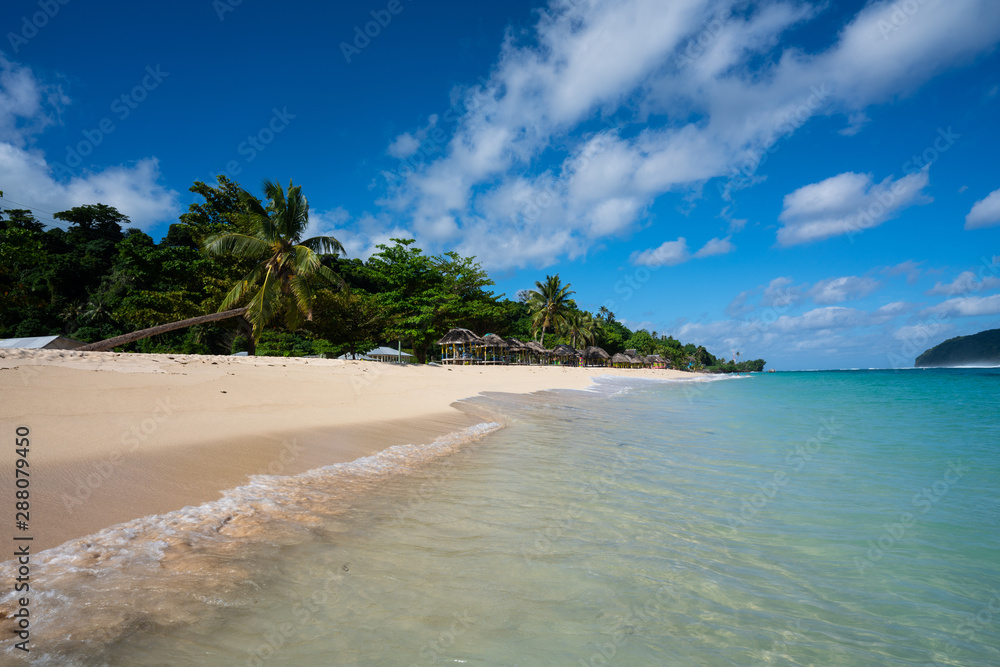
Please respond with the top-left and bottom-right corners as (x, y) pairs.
(2, 0), (1000, 369)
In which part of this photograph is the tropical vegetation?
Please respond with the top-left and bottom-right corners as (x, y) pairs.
(0, 178), (764, 372)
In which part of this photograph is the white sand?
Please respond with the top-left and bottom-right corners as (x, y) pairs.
(0, 349), (695, 551)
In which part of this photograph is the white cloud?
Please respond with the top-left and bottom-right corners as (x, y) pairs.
(693, 236), (735, 258)
(875, 301), (913, 319)
(925, 293), (1000, 318)
(383, 0), (1000, 267)
(0, 56), (179, 231)
(893, 322), (952, 342)
(387, 133), (420, 160)
(926, 270), (1000, 296)
(965, 187), (1000, 229)
(305, 207), (411, 261)
(631, 237), (690, 267)
(772, 306), (868, 333)
(809, 276), (880, 304)
(724, 287), (759, 319)
(883, 260), (922, 284)
(839, 112), (870, 136)
(387, 114), (441, 160)
(762, 276), (804, 309)
(0, 54), (68, 146)
(631, 234), (734, 267)
(777, 170), (931, 245)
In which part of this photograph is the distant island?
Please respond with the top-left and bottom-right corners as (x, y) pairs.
(914, 328), (1000, 367)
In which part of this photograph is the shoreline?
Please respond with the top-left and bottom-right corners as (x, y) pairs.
(1, 349), (698, 554)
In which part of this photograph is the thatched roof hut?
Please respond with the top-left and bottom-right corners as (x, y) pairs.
(437, 328), (483, 345)
(524, 340), (547, 355)
(580, 345), (609, 367)
(482, 333), (508, 348)
(550, 344), (577, 357)
(611, 352), (631, 367)
(504, 337), (526, 350)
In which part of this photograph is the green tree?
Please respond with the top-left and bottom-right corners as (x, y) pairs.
(623, 329), (656, 355)
(527, 274), (575, 343)
(563, 310), (597, 349)
(205, 179), (346, 342)
(364, 240), (499, 362)
(307, 288), (392, 358)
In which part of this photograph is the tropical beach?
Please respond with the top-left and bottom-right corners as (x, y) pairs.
(0, 348), (693, 553)
(3, 0), (1000, 664)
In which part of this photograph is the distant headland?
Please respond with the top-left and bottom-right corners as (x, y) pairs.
(914, 328), (1000, 368)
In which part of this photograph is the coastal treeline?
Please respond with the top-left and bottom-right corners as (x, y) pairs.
(0, 178), (764, 372)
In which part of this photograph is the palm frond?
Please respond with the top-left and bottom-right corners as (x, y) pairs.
(218, 265), (266, 311)
(300, 235), (345, 257)
(245, 267), (281, 338)
(239, 188), (269, 219)
(205, 232), (272, 259)
(287, 273), (315, 319)
(291, 245), (323, 274)
(317, 263), (345, 289)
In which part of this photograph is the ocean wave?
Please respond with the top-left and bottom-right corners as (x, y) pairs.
(0, 421), (503, 662)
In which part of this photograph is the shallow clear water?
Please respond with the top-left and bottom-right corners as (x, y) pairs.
(3, 369), (999, 665)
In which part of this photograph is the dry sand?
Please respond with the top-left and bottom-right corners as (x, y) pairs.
(1, 349), (694, 552)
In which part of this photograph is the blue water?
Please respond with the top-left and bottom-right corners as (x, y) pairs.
(5, 369), (1000, 665)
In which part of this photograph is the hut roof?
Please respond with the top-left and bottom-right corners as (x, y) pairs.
(0, 335), (84, 350)
(482, 333), (508, 347)
(524, 341), (548, 355)
(504, 337), (526, 350)
(582, 346), (610, 359)
(436, 328), (484, 345)
(550, 344), (577, 357)
(611, 352), (631, 364)
(366, 346), (414, 358)
(625, 348), (638, 357)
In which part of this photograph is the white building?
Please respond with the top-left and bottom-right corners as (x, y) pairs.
(0, 335), (85, 350)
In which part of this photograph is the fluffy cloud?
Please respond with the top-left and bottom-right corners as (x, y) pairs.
(631, 235), (735, 267)
(0, 54), (67, 146)
(631, 237), (690, 267)
(385, 0), (1000, 267)
(0, 56), (179, 231)
(777, 170), (931, 246)
(965, 187), (1000, 229)
(926, 270), (1000, 296)
(772, 306), (869, 333)
(304, 207), (411, 261)
(762, 276), (805, 309)
(924, 294), (1000, 318)
(693, 236), (735, 258)
(809, 276), (880, 304)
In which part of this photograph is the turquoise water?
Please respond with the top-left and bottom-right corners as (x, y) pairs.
(4, 369), (999, 665)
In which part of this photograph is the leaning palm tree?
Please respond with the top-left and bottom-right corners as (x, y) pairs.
(205, 179), (345, 341)
(527, 274), (575, 343)
(76, 180), (345, 353)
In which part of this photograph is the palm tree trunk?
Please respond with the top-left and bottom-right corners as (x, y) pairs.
(77, 308), (250, 352)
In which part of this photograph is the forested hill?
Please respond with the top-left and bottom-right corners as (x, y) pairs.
(914, 329), (1000, 367)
